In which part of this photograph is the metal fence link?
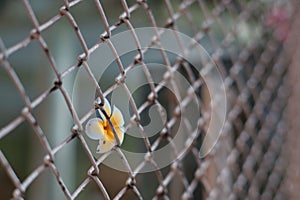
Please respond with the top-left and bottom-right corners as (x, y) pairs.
(0, 0), (297, 199)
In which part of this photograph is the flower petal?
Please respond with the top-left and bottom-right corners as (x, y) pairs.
(96, 138), (115, 153)
(111, 106), (124, 127)
(116, 126), (125, 144)
(85, 118), (104, 140)
(97, 97), (111, 119)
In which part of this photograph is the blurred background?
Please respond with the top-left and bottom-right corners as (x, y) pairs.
(1, 0), (299, 199)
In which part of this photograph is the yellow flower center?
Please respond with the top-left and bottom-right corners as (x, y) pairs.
(100, 118), (123, 143)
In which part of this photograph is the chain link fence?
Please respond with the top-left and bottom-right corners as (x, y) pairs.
(0, 0), (298, 199)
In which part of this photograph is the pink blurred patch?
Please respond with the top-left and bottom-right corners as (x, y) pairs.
(266, 5), (290, 41)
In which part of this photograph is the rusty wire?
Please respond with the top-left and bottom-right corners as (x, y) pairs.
(0, 0), (295, 199)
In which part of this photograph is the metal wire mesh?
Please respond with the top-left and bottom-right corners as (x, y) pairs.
(0, 0), (297, 199)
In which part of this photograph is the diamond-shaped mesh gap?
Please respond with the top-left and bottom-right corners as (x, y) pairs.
(0, 0), (298, 199)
